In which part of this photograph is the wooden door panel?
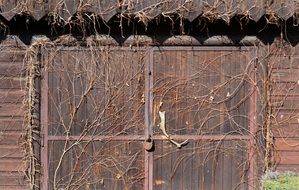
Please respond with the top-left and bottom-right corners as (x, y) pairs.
(152, 48), (252, 135)
(41, 46), (258, 190)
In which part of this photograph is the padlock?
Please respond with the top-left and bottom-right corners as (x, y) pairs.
(144, 136), (155, 152)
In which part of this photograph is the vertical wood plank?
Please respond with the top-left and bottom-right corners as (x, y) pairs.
(153, 141), (162, 190)
(223, 141), (233, 190)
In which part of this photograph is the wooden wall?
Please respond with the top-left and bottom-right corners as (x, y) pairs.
(270, 43), (299, 172)
(0, 36), (299, 189)
(0, 37), (28, 189)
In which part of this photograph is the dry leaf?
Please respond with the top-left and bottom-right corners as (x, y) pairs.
(155, 179), (166, 185)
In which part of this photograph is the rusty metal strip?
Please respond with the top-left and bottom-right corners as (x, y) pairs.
(148, 47), (154, 190)
(46, 134), (251, 141)
(47, 135), (145, 141)
(40, 49), (49, 190)
(154, 134), (251, 141)
(144, 47), (154, 190)
(248, 47), (258, 190)
(144, 47), (150, 190)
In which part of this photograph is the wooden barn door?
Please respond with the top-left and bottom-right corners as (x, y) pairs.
(147, 47), (259, 190)
(41, 47), (148, 190)
(40, 46), (258, 190)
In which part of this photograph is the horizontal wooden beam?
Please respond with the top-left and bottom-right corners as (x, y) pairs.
(47, 134), (250, 141)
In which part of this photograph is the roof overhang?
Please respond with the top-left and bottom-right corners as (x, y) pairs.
(0, 0), (296, 22)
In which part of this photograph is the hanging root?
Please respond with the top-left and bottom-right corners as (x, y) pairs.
(159, 111), (188, 148)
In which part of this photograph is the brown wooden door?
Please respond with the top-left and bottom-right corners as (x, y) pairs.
(41, 47), (146, 190)
(149, 47), (258, 190)
(40, 46), (258, 190)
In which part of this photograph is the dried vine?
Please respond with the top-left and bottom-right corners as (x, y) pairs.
(16, 34), (299, 190)
(24, 43), (41, 189)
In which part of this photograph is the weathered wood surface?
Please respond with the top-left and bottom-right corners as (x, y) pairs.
(0, 36), (28, 189)
(1, 35), (299, 189)
(270, 43), (299, 172)
(42, 46), (258, 189)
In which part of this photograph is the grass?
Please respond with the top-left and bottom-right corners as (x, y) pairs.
(263, 172), (299, 190)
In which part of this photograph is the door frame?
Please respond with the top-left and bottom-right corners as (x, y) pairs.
(40, 46), (258, 190)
